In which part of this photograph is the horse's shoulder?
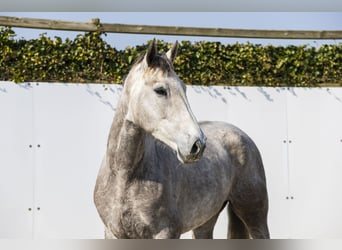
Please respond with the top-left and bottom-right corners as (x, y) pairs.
(199, 121), (258, 166)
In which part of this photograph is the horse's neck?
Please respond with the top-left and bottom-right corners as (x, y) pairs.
(106, 97), (145, 180)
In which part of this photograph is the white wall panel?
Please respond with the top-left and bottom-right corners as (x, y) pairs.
(187, 86), (290, 238)
(187, 86), (229, 122)
(287, 88), (342, 238)
(0, 82), (34, 238)
(226, 87), (290, 238)
(32, 83), (121, 238)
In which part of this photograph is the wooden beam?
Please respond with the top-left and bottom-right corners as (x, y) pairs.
(0, 16), (98, 32)
(1, 16), (342, 40)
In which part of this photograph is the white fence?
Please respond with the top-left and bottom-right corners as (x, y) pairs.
(1, 81), (342, 239)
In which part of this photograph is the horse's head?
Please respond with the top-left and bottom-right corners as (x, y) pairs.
(123, 40), (206, 164)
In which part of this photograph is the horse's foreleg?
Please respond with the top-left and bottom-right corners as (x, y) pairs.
(228, 202), (270, 239)
(192, 215), (219, 239)
(227, 203), (250, 239)
(153, 229), (181, 239)
(192, 202), (227, 239)
(105, 227), (117, 239)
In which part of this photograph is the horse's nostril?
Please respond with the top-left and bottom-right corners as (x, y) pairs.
(190, 139), (201, 156)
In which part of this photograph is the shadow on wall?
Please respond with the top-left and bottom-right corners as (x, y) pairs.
(326, 88), (342, 103)
(193, 85), (285, 103)
(85, 84), (123, 112)
(192, 86), (227, 104)
(0, 82), (33, 93)
(257, 87), (274, 102)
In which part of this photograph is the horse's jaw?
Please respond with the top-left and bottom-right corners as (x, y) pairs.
(151, 129), (206, 165)
(176, 145), (205, 164)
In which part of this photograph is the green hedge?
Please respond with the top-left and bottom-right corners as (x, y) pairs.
(1, 27), (341, 86)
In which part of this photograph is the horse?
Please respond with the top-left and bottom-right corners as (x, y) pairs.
(94, 40), (270, 239)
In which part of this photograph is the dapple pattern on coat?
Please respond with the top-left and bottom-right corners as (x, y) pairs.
(94, 40), (270, 239)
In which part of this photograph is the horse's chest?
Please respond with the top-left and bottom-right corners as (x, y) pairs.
(111, 206), (153, 238)
(110, 185), (168, 238)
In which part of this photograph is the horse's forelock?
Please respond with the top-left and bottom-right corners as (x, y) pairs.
(133, 52), (173, 74)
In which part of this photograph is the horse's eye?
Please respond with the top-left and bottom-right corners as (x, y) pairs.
(154, 87), (168, 97)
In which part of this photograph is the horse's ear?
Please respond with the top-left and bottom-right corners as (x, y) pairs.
(166, 41), (178, 64)
(145, 39), (157, 67)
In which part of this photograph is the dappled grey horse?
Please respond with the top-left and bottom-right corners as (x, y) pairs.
(94, 40), (269, 239)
